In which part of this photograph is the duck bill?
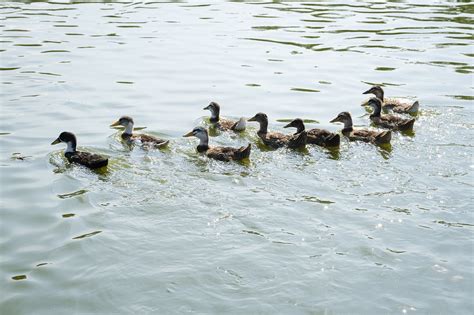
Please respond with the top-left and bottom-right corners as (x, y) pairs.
(183, 131), (194, 137)
(51, 138), (61, 145)
(362, 88), (371, 95)
(283, 122), (292, 128)
(110, 120), (121, 127)
(330, 117), (340, 123)
(248, 115), (257, 122)
(203, 105), (210, 110)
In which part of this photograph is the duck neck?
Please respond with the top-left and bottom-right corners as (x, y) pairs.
(123, 122), (134, 137)
(209, 107), (220, 123)
(295, 122), (305, 134)
(65, 141), (76, 153)
(370, 104), (382, 118)
(197, 134), (209, 152)
(342, 119), (353, 133)
(258, 119), (268, 134)
(375, 89), (384, 101)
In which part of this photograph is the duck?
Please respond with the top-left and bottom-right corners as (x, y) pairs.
(51, 132), (108, 169)
(283, 118), (340, 147)
(203, 102), (246, 131)
(330, 112), (391, 144)
(365, 97), (415, 131)
(183, 126), (251, 162)
(248, 112), (307, 149)
(110, 116), (169, 148)
(362, 85), (419, 114)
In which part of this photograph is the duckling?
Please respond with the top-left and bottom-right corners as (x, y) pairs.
(248, 113), (307, 149)
(203, 102), (246, 131)
(365, 97), (415, 131)
(110, 116), (169, 148)
(330, 112), (391, 145)
(363, 85), (419, 114)
(283, 118), (340, 147)
(183, 126), (251, 162)
(51, 132), (108, 169)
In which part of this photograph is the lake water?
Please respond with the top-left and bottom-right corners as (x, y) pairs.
(0, 0), (473, 314)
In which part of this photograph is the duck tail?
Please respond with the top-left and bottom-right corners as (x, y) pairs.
(231, 118), (246, 131)
(234, 143), (251, 160)
(398, 118), (415, 131)
(375, 130), (391, 144)
(288, 131), (307, 149)
(89, 157), (108, 169)
(96, 158), (109, 169)
(408, 101), (419, 114)
(156, 140), (170, 148)
(325, 133), (340, 147)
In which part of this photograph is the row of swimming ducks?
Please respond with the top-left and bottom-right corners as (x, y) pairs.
(51, 86), (419, 169)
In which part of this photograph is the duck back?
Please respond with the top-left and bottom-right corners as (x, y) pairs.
(66, 151), (108, 169)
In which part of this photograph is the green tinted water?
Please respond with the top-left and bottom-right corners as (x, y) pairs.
(1, 1), (473, 314)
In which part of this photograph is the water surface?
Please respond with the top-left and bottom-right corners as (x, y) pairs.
(0, 1), (473, 314)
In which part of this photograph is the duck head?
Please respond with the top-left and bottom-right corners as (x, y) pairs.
(330, 112), (353, 130)
(248, 112), (268, 133)
(110, 116), (134, 135)
(183, 126), (209, 148)
(203, 102), (220, 122)
(363, 85), (384, 100)
(51, 131), (77, 153)
(248, 112), (267, 123)
(284, 118), (305, 134)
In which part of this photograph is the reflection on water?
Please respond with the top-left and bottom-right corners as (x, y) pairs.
(72, 230), (102, 239)
(0, 0), (473, 314)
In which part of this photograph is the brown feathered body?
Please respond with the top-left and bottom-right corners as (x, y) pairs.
(370, 114), (415, 131)
(249, 113), (307, 149)
(330, 112), (391, 145)
(367, 98), (415, 131)
(65, 151), (108, 169)
(185, 126), (251, 162)
(111, 116), (170, 148)
(284, 119), (339, 147)
(363, 86), (419, 114)
(342, 128), (391, 145)
(213, 118), (240, 131)
(258, 130), (307, 149)
(382, 98), (419, 114)
(307, 129), (340, 147)
(205, 102), (246, 132)
(198, 143), (251, 162)
(122, 133), (169, 148)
